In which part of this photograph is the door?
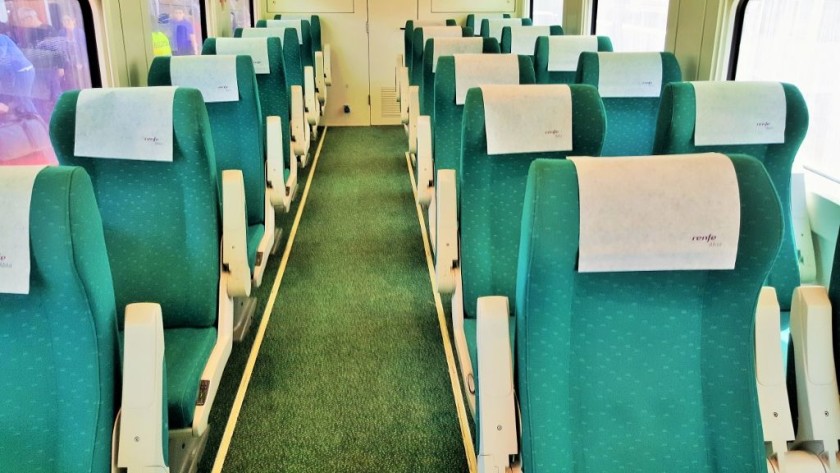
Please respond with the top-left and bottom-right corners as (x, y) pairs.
(367, 0), (416, 125)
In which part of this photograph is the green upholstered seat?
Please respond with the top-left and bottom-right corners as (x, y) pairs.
(500, 24), (564, 58)
(148, 55), (266, 270)
(236, 28), (304, 90)
(257, 18), (314, 68)
(0, 166), (119, 473)
(465, 13), (511, 34)
(405, 19), (457, 77)
(515, 154), (783, 471)
(421, 37), (500, 119)
(411, 26), (472, 87)
(577, 52), (682, 156)
(534, 35), (613, 84)
(275, 14), (322, 51)
(51, 88), (222, 430)
(652, 82), (808, 317)
(479, 17), (532, 40)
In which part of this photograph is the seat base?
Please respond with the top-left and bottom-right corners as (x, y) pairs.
(233, 296), (257, 342)
(271, 227), (283, 256)
(168, 426), (209, 473)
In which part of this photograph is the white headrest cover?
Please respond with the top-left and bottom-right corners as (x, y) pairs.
(0, 165), (46, 294)
(265, 19), (303, 44)
(171, 56), (239, 103)
(693, 81), (787, 146)
(547, 36), (599, 72)
(75, 87), (177, 162)
(508, 25), (551, 55)
(571, 153), (740, 272)
(472, 13), (504, 35)
(432, 37), (483, 73)
(421, 26), (462, 41)
(481, 84), (573, 155)
(485, 18), (523, 41)
(454, 54), (519, 105)
(216, 37), (270, 74)
(414, 19), (446, 27)
(241, 27), (286, 42)
(597, 52), (662, 98)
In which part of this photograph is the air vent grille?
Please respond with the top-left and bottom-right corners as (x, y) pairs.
(381, 87), (400, 118)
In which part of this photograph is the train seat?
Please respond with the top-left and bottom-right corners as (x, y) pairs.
(275, 14), (322, 52)
(534, 35), (613, 84)
(204, 37), (298, 214)
(404, 19), (457, 72)
(50, 87), (244, 472)
(480, 18), (532, 43)
(653, 81), (809, 361)
(500, 24), (564, 61)
(273, 14), (331, 98)
(481, 153), (783, 472)
(258, 18), (313, 69)
(421, 36), (500, 118)
(577, 51), (682, 156)
(440, 84), (605, 415)
(410, 26), (472, 87)
(465, 13), (510, 35)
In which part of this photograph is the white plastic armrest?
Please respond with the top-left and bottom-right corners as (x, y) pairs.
(416, 116), (434, 206)
(266, 116), (294, 212)
(435, 170), (458, 295)
(399, 67), (410, 125)
(304, 66), (319, 126)
(118, 303), (168, 472)
(395, 60), (402, 101)
(408, 86), (420, 154)
(290, 85), (308, 158)
(451, 272), (476, 416)
(222, 170), (251, 298)
(791, 285), (840, 469)
(324, 44), (332, 86)
(315, 51), (327, 106)
(792, 172), (817, 283)
(476, 296), (518, 473)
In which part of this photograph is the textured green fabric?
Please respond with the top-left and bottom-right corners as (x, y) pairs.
(236, 28), (303, 90)
(577, 52), (682, 156)
(830, 235), (840, 379)
(420, 37), (500, 118)
(247, 224), (266, 269)
(515, 155), (781, 472)
(432, 55), (535, 181)
(500, 24), (564, 56)
(148, 56), (266, 241)
(411, 26), (472, 87)
(479, 18), (532, 38)
(164, 327), (216, 429)
(0, 167), (117, 473)
(535, 36), (613, 84)
(465, 13), (511, 32)
(203, 37), (294, 180)
(275, 14), (322, 51)
(405, 19), (457, 79)
(257, 18), (314, 68)
(652, 82), (808, 311)
(52, 89), (221, 430)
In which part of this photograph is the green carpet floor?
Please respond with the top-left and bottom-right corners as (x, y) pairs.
(217, 126), (468, 472)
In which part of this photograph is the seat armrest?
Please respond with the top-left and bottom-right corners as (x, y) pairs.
(290, 85), (309, 159)
(315, 51), (327, 106)
(416, 115), (434, 206)
(435, 169), (458, 295)
(221, 170), (251, 298)
(399, 67), (410, 125)
(266, 116), (295, 212)
(324, 44), (332, 85)
(408, 86), (420, 154)
(476, 296), (518, 473)
(304, 66), (319, 126)
(451, 272), (476, 415)
(117, 303), (168, 472)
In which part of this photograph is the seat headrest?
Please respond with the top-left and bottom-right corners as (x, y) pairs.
(547, 36), (599, 72)
(481, 84), (573, 155)
(570, 153), (740, 272)
(485, 18), (524, 41)
(265, 19), (303, 44)
(692, 81), (787, 146)
(421, 26), (463, 40)
(432, 37), (484, 72)
(75, 87), (177, 162)
(471, 13), (504, 35)
(597, 52), (662, 97)
(215, 37), (270, 74)
(241, 27), (286, 42)
(171, 55), (239, 103)
(0, 165), (46, 294)
(507, 25), (551, 55)
(454, 54), (520, 105)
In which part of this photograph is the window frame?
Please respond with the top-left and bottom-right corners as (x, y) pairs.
(726, 0), (750, 80)
(590, 0), (599, 35)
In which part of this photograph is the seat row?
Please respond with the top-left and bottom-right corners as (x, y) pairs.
(0, 16), (332, 473)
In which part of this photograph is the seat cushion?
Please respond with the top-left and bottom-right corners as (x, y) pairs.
(165, 327), (217, 429)
(247, 224), (266, 269)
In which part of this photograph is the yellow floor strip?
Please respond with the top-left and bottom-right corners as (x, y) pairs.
(404, 153), (477, 473)
(211, 128), (329, 473)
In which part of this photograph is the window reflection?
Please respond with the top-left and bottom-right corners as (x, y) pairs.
(151, 2), (203, 57)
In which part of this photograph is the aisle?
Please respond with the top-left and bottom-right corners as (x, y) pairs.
(219, 127), (469, 472)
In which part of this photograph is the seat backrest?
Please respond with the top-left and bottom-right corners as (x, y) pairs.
(148, 55), (265, 229)
(480, 17), (532, 42)
(203, 37), (292, 175)
(653, 81), (809, 311)
(516, 154), (782, 472)
(466, 13), (510, 35)
(237, 27), (303, 88)
(500, 24), (563, 56)
(459, 84), (605, 319)
(535, 35), (613, 84)
(411, 26), (471, 86)
(421, 37), (500, 118)
(0, 166), (117, 473)
(275, 14), (322, 51)
(51, 87), (220, 330)
(577, 51), (681, 156)
(257, 18), (314, 68)
(433, 54), (534, 176)
(405, 19), (457, 73)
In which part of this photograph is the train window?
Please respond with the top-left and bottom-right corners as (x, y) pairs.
(592, 0), (669, 52)
(1, 0), (94, 165)
(532, 0), (564, 25)
(733, 0), (840, 180)
(150, 1), (203, 57)
(229, 0), (251, 30)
